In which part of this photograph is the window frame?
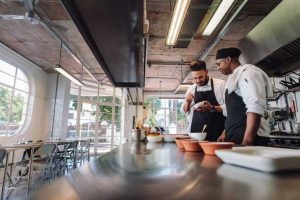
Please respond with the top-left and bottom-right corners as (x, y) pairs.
(0, 60), (30, 136)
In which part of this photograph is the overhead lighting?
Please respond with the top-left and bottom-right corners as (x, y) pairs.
(54, 67), (84, 87)
(174, 83), (192, 94)
(202, 0), (235, 36)
(166, 0), (191, 46)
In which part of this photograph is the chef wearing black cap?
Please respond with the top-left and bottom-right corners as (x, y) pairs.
(216, 47), (272, 145)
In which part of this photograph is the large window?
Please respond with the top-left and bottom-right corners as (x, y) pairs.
(145, 98), (188, 133)
(67, 82), (125, 154)
(0, 59), (29, 136)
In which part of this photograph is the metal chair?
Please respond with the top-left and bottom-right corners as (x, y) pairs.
(53, 141), (78, 175)
(77, 139), (91, 165)
(30, 143), (57, 189)
(0, 149), (8, 200)
(65, 141), (78, 172)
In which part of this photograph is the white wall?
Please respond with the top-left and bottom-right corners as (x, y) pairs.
(0, 43), (71, 144)
(43, 74), (71, 140)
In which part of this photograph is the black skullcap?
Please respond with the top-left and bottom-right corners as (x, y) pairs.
(216, 47), (241, 59)
(190, 60), (206, 71)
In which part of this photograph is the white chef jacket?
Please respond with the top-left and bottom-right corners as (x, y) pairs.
(225, 64), (273, 137)
(182, 77), (226, 132)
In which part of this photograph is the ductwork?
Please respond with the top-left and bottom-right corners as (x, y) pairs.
(61, 0), (145, 87)
(238, 0), (300, 76)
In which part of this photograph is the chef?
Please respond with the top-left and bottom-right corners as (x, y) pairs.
(216, 47), (272, 145)
(183, 60), (226, 141)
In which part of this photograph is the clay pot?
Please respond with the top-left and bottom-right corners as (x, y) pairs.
(181, 140), (202, 152)
(199, 142), (234, 155)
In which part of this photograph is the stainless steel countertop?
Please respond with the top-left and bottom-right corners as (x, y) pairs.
(29, 142), (300, 200)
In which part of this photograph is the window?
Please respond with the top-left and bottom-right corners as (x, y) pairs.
(0, 59), (29, 136)
(145, 98), (188, 133)
(67, 82), (125, 154)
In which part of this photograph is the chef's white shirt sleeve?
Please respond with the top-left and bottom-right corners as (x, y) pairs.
(239, 69), (267, 116)
(182, 84), (196, 113)
(216, 79), (227, 116)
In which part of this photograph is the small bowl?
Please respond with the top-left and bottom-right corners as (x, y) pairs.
(199, 142), (235, 155)
(182, 140), (202, 152)
(147, 135), (163, 143)
(163, 135), (177, 143)
(175, 138), (193, 149)
(189, 132), (207, 140)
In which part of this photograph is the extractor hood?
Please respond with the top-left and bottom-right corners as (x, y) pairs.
(238, 0), (300, 76)
(61, 0), (145, 87)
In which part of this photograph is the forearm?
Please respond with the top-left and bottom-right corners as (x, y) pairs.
(183, 102), (191, 113)
(243, 112), (261, 144)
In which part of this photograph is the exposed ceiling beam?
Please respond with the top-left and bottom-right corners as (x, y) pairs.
(147, 60), (191, 66)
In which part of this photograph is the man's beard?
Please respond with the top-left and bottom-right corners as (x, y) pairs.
(197, 76), (209, 86)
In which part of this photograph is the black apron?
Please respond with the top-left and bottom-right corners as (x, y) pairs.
(224, 90), (269, 145)
(190, 78), (226, 141)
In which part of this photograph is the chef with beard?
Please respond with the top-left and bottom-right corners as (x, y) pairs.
(183, 60), (226, 141)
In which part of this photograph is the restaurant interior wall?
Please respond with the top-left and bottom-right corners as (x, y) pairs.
(44, 74), (71, 140)
(125, 104), (144, 140)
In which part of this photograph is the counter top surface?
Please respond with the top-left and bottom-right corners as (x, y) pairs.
(29, 142), (300, 200)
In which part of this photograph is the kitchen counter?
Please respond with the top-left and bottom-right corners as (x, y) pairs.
(29, 142), (300, 200)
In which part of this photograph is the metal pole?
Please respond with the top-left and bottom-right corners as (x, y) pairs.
(94, 83), (100, 156)
(111, 88), (116, 150)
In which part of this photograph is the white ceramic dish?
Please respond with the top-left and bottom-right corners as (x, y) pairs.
(188, 132), (207, 140)
(147, 135), (163, 143)
(163, 135), (176, 142)
(216, 146), (300, 172)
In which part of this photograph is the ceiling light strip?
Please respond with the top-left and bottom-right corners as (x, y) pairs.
(37, 17), (98, 82)
(202, 0), (235, 36)
(166, 0), (191, 46)
(54, 67), (85, 87)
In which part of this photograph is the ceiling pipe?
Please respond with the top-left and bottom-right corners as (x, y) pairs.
(34, 5), (99, 83)
(147, 60), (191, 66)
(183, 0), (248, 83)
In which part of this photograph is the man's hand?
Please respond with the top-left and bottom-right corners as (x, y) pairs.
(217, 130), (226, 142)
(185, 92), (194, 103)
(196, 101), (212, 112)
(242, 134), (255, 145)
(183, 93), (194, 113)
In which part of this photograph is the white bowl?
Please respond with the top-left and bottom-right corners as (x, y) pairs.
(188, 132), (207, 140)
(147, 135), (163, 143)
(163, 135), (176, 142)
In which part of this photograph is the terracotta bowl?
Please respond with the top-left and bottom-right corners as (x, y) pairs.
(199, 142), (235, 155)
(181, 140), (202, 152)
(175, 137), (191, 149)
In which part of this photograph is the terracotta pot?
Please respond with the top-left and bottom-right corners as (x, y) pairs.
(181, 140), (202, 152)
(175, 137), (192, 149)
(199, 142), (234, 156)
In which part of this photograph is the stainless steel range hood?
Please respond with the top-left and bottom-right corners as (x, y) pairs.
(238, 0), (300, 76)
(61, 0), (145, 87)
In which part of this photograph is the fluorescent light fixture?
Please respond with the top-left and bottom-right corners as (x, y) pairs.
(174, 83), (192, 94)
(54, 67), (84, 87)
(202, 0), (235, 36)
(166, 0), (191, 46)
